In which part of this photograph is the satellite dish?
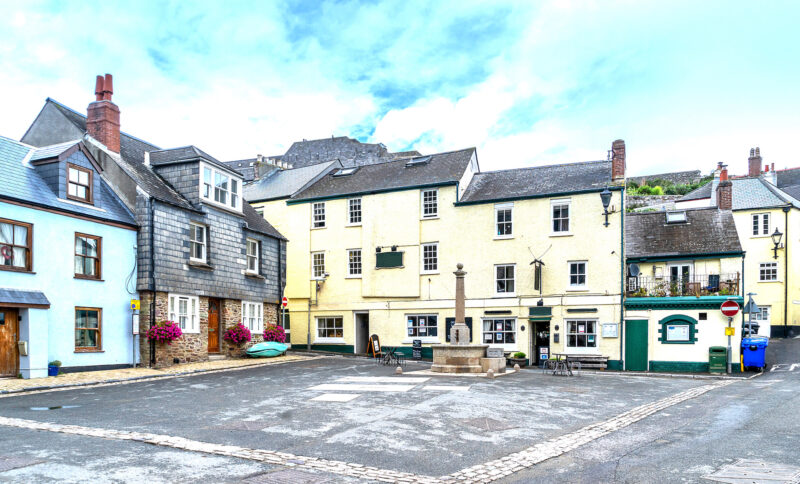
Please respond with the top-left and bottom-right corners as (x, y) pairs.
(629, 264), (640, 277)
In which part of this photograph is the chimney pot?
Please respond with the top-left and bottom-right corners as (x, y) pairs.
(103, 74), (113, 100)
(94, 75), (104, 101)
(748, 146), (762, 177)
(772, 163), (775, 172)
(87, 73), (121, 153)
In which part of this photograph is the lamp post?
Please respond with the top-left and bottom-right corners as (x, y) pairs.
(771, 227), (783, 259)
(600, 187), (613, 227)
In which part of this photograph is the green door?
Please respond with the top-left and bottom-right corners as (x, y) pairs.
(625, 319), (649, 371)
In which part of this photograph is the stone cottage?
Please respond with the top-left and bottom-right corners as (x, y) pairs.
(21, 74), (287, 367)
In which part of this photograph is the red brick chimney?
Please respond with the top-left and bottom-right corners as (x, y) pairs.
(717, 164), (732, 209)
(747, 147), (762, 177)
(86, 74), (120, 153)
(611, 139), (625, 182)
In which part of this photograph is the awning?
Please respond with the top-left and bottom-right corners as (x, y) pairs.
(0, 288), (50, 309)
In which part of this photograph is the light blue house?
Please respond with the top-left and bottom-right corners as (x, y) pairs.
(0, 135), (138, 378)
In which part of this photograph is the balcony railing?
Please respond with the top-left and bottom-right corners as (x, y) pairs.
(626, 273), (740, 298)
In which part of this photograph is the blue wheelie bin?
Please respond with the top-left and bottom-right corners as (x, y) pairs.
(741, 336), (768, 370)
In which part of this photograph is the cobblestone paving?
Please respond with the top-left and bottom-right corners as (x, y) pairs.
(0, 379), (733, 483)
(0, 355), (309, 394)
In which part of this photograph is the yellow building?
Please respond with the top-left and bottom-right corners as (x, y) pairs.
(247, 142), (628, 367)
(677, 150), (800, 338)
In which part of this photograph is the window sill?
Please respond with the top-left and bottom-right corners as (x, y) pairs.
(0, 268), (35, 274)
(315, 338), (346, 344)
(494, 235), (514, 240)
(758, 279), (782, 283)
(345, 223), (362, 228)
(188, 260), (214, 271)
(550, 232), (573, 237)
(402, 338), (440, 344)
(345, 275), (362, 279)
(421, 271), (439, 275)
(74, 276), (104, 282)
(245, 272), (265, 280)
(566, 287), (589, 292)
(311, 226), (327, 230)
(494, 294), (517, 299)
(421, 216), (440, 221)
(74, 348), (104, 353)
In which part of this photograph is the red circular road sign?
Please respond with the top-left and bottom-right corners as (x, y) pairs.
(720, 300), (740, 317)
(281, 296), (289, 308)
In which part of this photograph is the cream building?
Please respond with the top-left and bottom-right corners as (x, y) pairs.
(247, 142), (628, 367)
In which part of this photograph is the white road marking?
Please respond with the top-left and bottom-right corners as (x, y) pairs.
(336, 376), (430, 383)
(421, 385), (471, 391)
(307, 383), (416, 392)
(310, 393), (360, 402)
(770, 363), (799, 372)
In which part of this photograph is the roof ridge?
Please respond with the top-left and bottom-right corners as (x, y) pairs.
(476, 159), (608, 176)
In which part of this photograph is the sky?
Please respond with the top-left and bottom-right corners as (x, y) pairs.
(1, 0), (798, 175)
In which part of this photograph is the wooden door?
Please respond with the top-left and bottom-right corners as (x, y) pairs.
(625, 319), (649, 371)
(0, 308), (19, 377)
(208, 299), (220, 353)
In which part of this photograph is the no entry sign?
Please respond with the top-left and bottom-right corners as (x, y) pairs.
(282, 296), (289, 308)
(720, 300), (740, 317)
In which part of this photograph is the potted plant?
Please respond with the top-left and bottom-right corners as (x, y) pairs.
(508, 352), (527, 367)
(48, 360), (61, 377)
(263, 324), (287, 343)
(223, 323), (252, 346)
(145, 320), (183, 345)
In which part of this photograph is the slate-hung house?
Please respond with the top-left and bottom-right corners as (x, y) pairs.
(248, 140), (626, 368)
(0, 136), (138, 378)
(21, 74), (287, 367)
(677, 150), (800, 338)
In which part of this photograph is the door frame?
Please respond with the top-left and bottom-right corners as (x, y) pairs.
(0, 308), (20, 377)
(353, 311), (369, 354)
(624, 319), (649, 371)
(207, 298), (221, 354)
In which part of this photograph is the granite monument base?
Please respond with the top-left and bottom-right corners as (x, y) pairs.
(431, 344), (489, 373)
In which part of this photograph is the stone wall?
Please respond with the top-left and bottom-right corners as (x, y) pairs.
(626, 195), (683, 210)
(138, 291), (210, 368)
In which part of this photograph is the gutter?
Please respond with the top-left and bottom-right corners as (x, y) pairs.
(455, 185), (625, 207)
(626, 251), (745, 263)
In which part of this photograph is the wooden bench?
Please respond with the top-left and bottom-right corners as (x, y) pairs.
(561, 354), (609, 370)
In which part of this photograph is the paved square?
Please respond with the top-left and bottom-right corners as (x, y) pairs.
(0, 356), (720, 482)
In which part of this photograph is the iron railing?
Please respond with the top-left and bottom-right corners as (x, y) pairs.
(626, 272), (740, 297)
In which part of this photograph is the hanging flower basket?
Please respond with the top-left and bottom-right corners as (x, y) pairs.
(146, 320), (183, 345)
(263, 324), (286, 343)
(223, 323), (252, 345)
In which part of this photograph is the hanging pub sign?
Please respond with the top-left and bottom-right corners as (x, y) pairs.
(412, 339), (422, 360)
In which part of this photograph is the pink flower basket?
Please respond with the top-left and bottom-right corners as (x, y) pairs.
(146, 320), (183, 345)
(223, 323), (252, 345)
(263, 324), (286, 343)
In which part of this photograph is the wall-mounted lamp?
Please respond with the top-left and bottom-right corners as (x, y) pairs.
(771, 227), (783, 259)
(391, 245), (398, 252)
(600, 187), (613, 227)
(376, 247), (382, 253)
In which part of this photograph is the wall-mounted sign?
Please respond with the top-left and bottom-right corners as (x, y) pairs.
(602, 323), (618, 338)
(666, 325), (690, 341)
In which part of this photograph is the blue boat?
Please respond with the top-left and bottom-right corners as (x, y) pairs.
(246, 342), (288, 358)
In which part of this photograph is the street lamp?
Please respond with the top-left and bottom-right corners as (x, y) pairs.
(771, 227), (783, 259)
(600, 187), (613, 227)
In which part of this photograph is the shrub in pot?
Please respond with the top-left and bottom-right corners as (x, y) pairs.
(145, 320), (183, 345)
(508, 351), (527, 367)
(48, 360), (61, 377)
(223, 323), (252, 345)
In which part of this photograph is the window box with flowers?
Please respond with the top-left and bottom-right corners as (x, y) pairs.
(146, 320), (183, 345)
(224, 323), (252, 346)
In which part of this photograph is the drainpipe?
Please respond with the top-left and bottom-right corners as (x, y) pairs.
(619, 187), (625, 370)
(784, 206), (790, 338)
(149, 198), (156, 367)
(278, 239), (284, 330)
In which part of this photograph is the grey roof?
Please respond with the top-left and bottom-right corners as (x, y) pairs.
(779, 184), (800, 202)
(459, 160), (611, 204)
(282, 136), (396, 169)
(0, 136), (137, 227)
(0, 288), (50, 307)
(777, 167), (800, 188)
(731, 178), (787, 210)
(241, 201), (285, 240)
(625, 208), (743, 260)
(290, 149), (475, 202)
(678, 182), (713, 201)
(29, 140), (82, 161)
(245, 161), (340, 202)
(389, 150), (422, 159)
(629, 170), (703, 186)
(150, 146), (242, 176)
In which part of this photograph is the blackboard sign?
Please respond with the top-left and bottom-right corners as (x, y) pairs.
(368, 334), (381, 357)
(412, 339), (422, 360)
(445, 317), (473, 342)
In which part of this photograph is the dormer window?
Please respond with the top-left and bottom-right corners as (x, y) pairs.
(67, 164), (93, 204)
(200, 163), (242, 212)
(665, 211), (687, 224)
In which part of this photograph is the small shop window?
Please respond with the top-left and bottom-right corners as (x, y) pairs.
(482, 318), (516, 345)
(407, 314), (438, 337)
(316, 316), (343, 339)
(566, 320), (597, 348)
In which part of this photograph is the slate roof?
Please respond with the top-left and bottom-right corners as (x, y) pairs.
(730, 178), (787, 210)
(776, 167), (800, 188)
(625, 207), (743, 260)
(678, 182), (713, 201)
(779, 184), (800, 202)
(150, 146), (242, 176)
(290, 149), (475, 202)
(0, 136), (137, 227)
(0, 288), (50, 308)
(245, 161), (340, 202)
(459, 160), (612, 204)
(42, 99), (282, 239)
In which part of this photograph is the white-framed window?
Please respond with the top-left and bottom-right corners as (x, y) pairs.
(189, 223), (206, 262)
(759, 262), (778, 281)
(312, 202), (326, 228)
(551, 199), (571, 233)
(348, 198), (362, 225)
(421, 189), (438, 218)
(752, 213), (769, 236)
(348, 249), (362, 277)
(200, 163), (242, 211)
(495, 203), (513, 237)
(482, 318), (516, 347)
(316, 316), (344, 342)
(168, 294), (199, 333)
(422, 242), (438, 273)
(312, 251), (326, 279)
(569, 261), (587, 289)
(495, 264), (515, 296)
(566, 320), (597, 349)
(246, 238), (259, 274)
(753, 306), (771, 321)
(242, 301), (264, 333)
(406, 314), (438, 338)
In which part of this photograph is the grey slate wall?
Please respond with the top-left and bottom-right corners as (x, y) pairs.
(135, 194), (153, 290)
(137, 200), (281, 303)
(33, 162), (61, 196)
(152, 162), (200, 206)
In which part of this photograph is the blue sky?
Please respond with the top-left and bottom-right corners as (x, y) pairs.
(1, 0), (798, 174)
